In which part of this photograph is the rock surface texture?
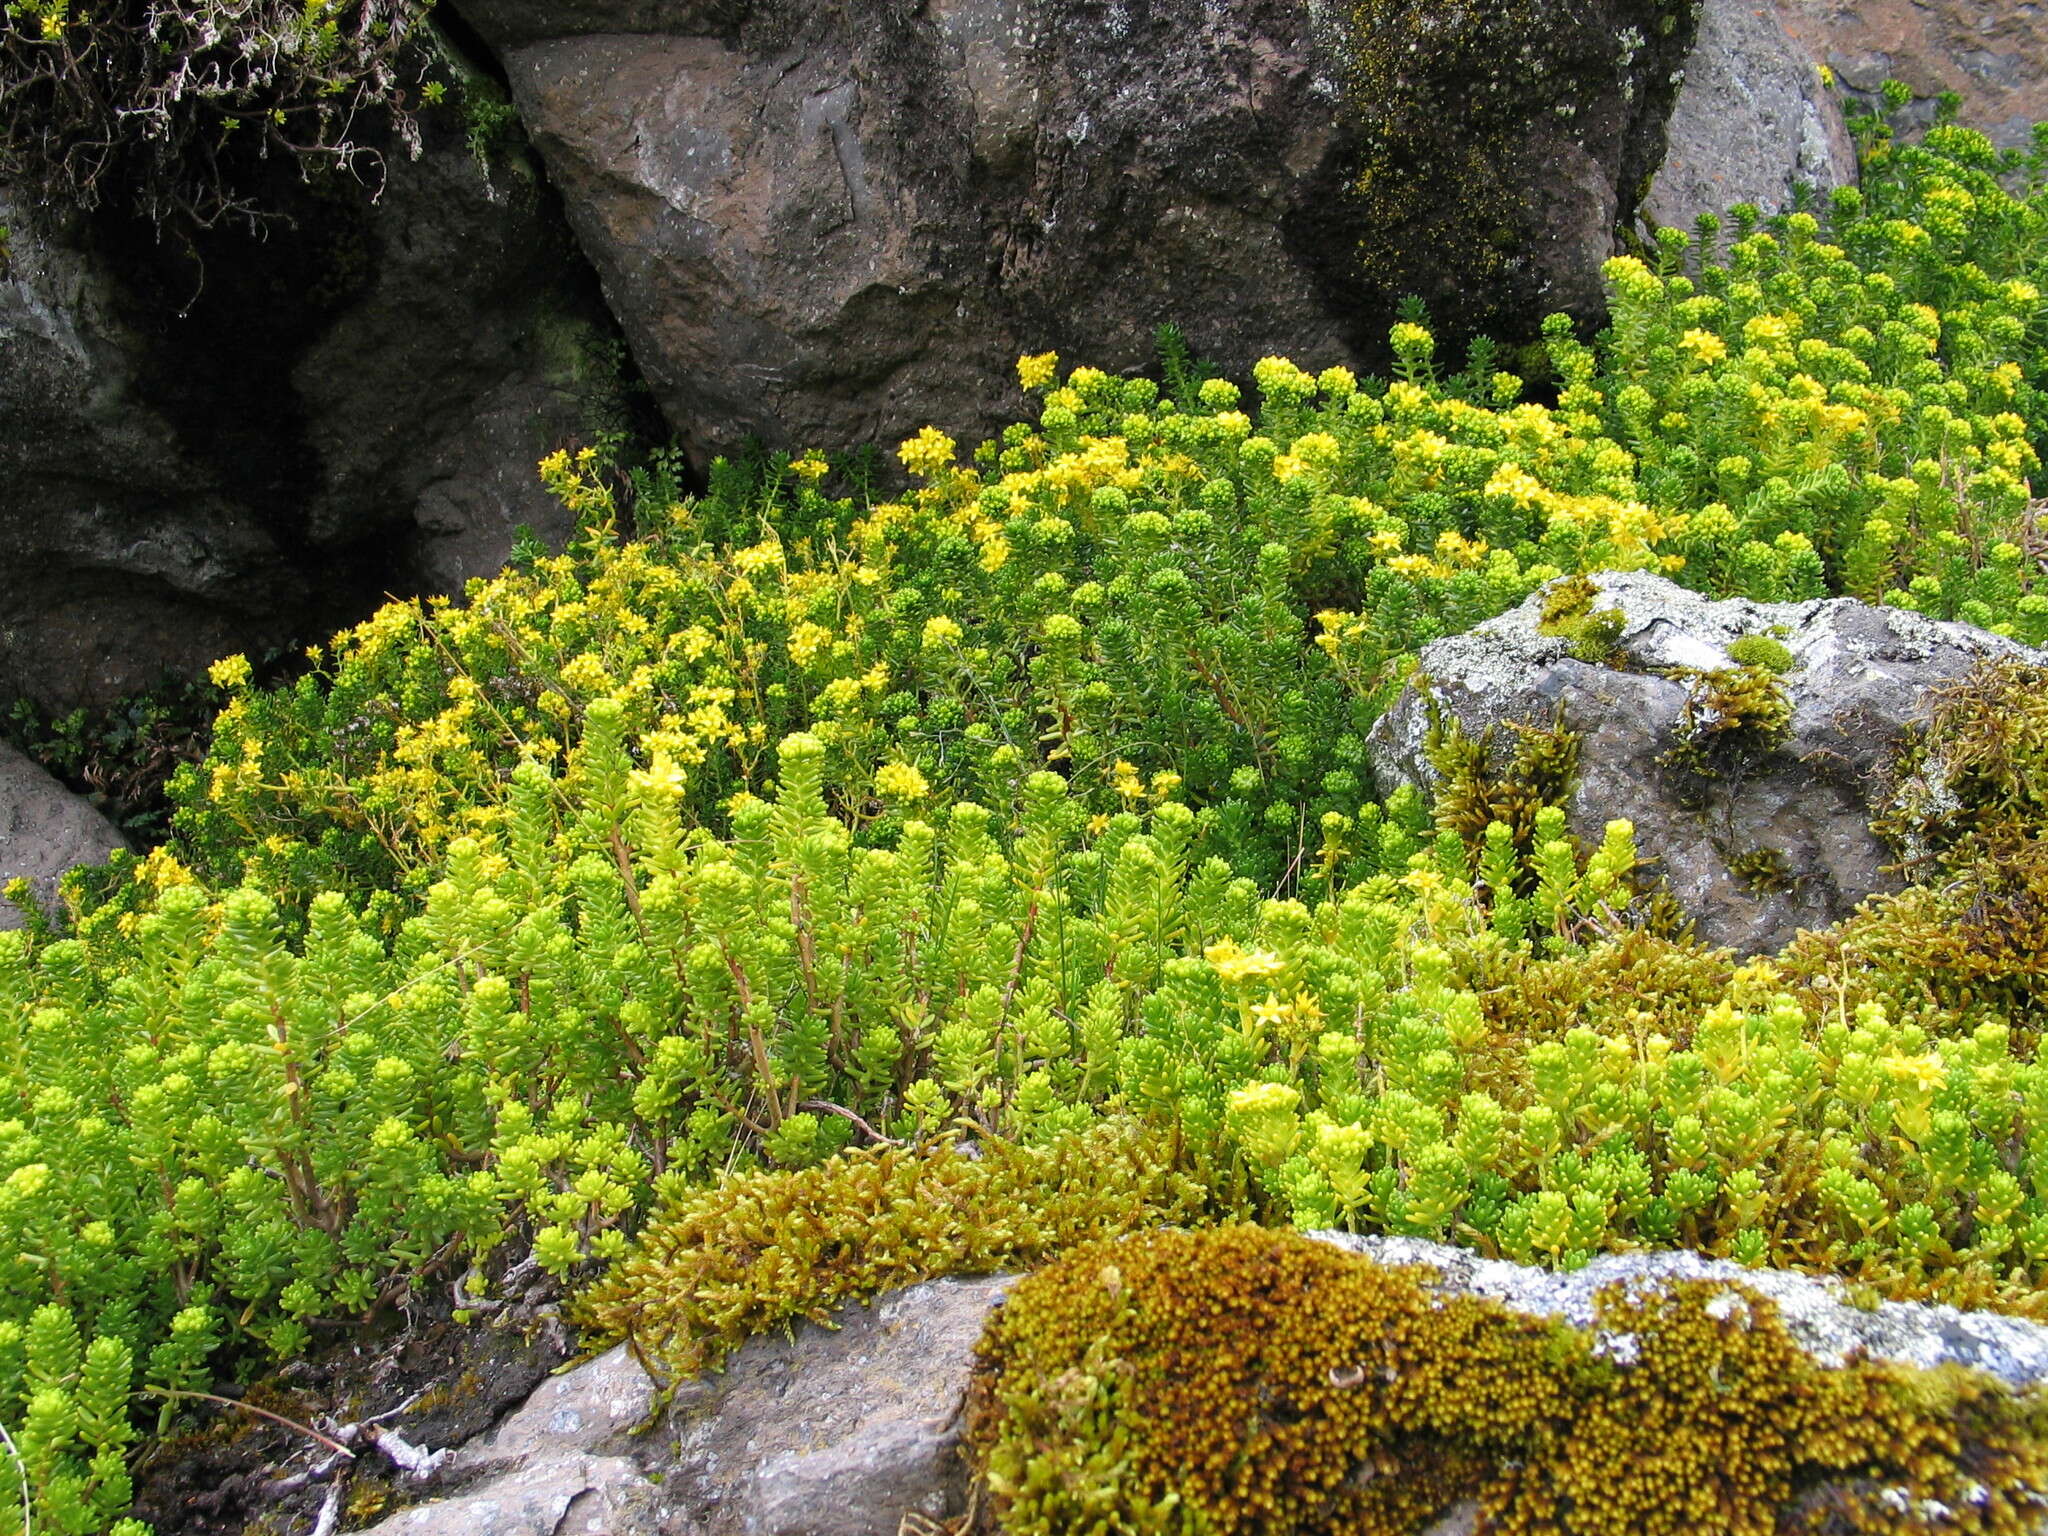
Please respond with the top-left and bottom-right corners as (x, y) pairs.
(357, 1274), (1012, 1536)
(1778, 0), (2048, 148)
(352, 1241), (2048, 1535)
(1646, 0), (1858, 230)
(0, 109), (620, 710)
(0, 741), (126, 930)
(452, 0), (1697, 459)
(1366, 571), (2043, 956)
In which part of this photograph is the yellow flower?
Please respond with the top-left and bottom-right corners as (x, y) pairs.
(922, 615), (964, 649)
(1679, 329), (1727, 366)
(898, 426), (958, 479)
(1017, 352), (1060, 391)
(788, 620), (833, 667)
(1205, 941), (1285, 985)
(1883, 1051), (1947, 1095)
(208, 653), (253, 690)
(875, 761), (930, 801)
(790, 453), (830, 483)
(1250, 994), (1290, 1032)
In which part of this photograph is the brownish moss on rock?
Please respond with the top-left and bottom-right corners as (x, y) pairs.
(969, 1225), (2048, 1535)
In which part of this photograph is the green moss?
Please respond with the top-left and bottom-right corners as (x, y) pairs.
(1727, 633), (1796, 675)
(572, 1124), (1228, 1384)
(1536, 574), (1627, 664)
(1846, 660), (2048, 1023)
(1728, 845), (1795, 895)
(1657, 664), (1794, 807)
(970, 1225), (2048, 1536)
(1425, 701), (1582, 878)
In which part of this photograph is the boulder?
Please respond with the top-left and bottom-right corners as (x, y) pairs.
(453, 0), (1697, 462)
(0, 95), (624, 711)
(1776, 0), (2048, 149)
(0, 740), (127, 930)
(1646, 0), (1858, 231)
(1365, 571), (2043, 955)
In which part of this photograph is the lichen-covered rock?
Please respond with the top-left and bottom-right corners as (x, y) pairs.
(0, 104), (622, 710)
(0, 740), (126, 930)
(1329, 1234), (2048, 1388)
(1365, 570), (2043, 955)
(452, 0), (1696, 461)
(1646, 0), (1857, 230)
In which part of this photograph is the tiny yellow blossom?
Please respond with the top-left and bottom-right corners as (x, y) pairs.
(875, 761), (930, 801)
(1017, 352), (1060, 391)
(898, 426), (957, 479)
(208, 653), (253, 690)
(1679, 329), (1728, 366)
(922, 615), (964, 649)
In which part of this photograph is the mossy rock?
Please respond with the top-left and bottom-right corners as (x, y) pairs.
(968, 1225), (2048, 1535)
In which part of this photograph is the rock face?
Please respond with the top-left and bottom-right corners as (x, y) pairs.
(0, 105), (623, 711)
(1646, 0), (1858, 230)
(0, 741), (126, 930)
(452, 0), (1697, 461)
(354, 1241), (2048, 1536)
(358, 1273), (1011, 1536)
(1366, 571), (2042, 956)
(1777, 0), (2048, 149)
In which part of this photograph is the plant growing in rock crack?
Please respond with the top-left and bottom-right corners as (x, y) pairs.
(0, 0), (435, 230)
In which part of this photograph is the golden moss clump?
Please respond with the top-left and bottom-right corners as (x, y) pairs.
(573, 1124), (1223, 1383)
(968, 1226), (2048, 1536)
(1844, 660), (2048, 1024)
(1658, 664), (1794, 806)
(1536, 573), (1628, 665)
(1473, 927), (1735, 1050)
(1426, 703), (1581, 880)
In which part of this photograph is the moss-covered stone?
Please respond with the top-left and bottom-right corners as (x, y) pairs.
(1337, 0), (1697, 343)
(968, 1225), (2048, 1536)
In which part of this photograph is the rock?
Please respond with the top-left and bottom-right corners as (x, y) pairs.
(1365, 571), (2043, 955)
(1646, 0), (1858, 231)
(355, 1273), (1012, 1536)
(0, 740), (126, 930)
(0, 96), (624, 711)
(454, 0), (1696, 462)
(1321, 1233), (2048, 1388)
(1776, 0), (2048, 149)
(356, 1241), (2048, 1536)
(363, 1341), (669, 1536)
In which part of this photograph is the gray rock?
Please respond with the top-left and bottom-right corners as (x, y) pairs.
(0, 96), (618, 711)
(1365, 570), (2041, 955)
(661, 1273), (1012, 1536)
(355, 1274), (1012, 1536)
(1646, 0), (1858, 231)
(0, 740), (126, 930)
(457, 0), (1696, 462)
(1325, 1234), (2048, 1388)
